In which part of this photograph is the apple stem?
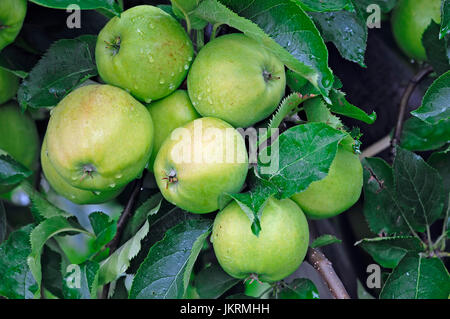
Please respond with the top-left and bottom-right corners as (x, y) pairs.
(162, 169), (178, 189)
(104, 36), (121, 56)
(262, 69), (280, 82)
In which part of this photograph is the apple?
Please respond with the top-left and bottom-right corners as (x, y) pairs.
(0, 67), (19, 105)
(146, 90), (200, 171)
(187, 33), (286, 128)
(391, 0), (441, 61)
(95, 5), (194, 103)
(0, 101), (39, 194)
(0, 0), (27, 51)
(211, 197), (309, 282)
(291, 145), (363, 219)
(153, 117), (248, 214)
(41, 136), (123, 205)
(45, 84), (154, 192)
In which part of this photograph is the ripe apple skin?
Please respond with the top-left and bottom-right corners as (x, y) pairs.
(0, 0), (27, 51)
(0, 102), (39, 194)
(146, 90), (200, 171)
(153, 117), (248, 214)
(212, 197), (309, 282)
(187, 33), (286, 128)
(45, 84), (154, 192)
(391, 0), (441, 61)
(95, 5), (194, 103)
(291, 146), (363, 219)
(0, 67), (19, 105)
(41, 137), (123, 205)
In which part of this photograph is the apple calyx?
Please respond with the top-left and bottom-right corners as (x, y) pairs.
(80, 164), (96, 180)
(104, 36), (121, 56)
(262, 69), (280, 82)
(244, 273), (263, 285)
(162, 169), (178, 189)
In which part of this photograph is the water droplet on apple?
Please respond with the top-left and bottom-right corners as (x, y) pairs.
(115, 174), (122, 179)
(188, 56), (193, 62)
(169, 83), (175, 90)
(94, 191), (101, 195)
(184, 64), (189, 70)
(109, 183), (116, 188)
(170, 72), (175, 77)
(160, 79), (165, 84)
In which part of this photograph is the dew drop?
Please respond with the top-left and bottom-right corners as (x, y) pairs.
(109, 183), (116, 188)
(93, 191), (101, 195)
(188, 56), (193, 62)
(160, 79), (165, 84)
(169, 83), (175, 90)
(184, 64), (189, 70)
(115, 174), (122, 179)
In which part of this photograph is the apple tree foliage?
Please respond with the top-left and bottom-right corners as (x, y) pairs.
(0, 0), (449, 299)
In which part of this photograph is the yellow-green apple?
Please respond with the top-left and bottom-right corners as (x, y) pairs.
(0, 67), (19, 104)
(0, 0), (27, 51)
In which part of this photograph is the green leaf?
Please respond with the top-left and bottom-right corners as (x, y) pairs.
(428, 150), (449, 214)
(311, 234), (342, 248)
(121, 193), (162, 243)
(353, 0), (397, 13)
(0, 224), (38, 299)
(129, 219), (212, 299)
(28, 0), (122, 16)
(222, 169), (278, 236)
(17, 35), (98, 110)
(401, 116), (450, 151)
(258, 123), (347, 199)
(393, 147), (445, 232)
(41, 245), (64, 299)
(193, 0), (334, 96)
(27, 216), (89, 296)
(278, 278), (320, 299)
(411, 70), (450, 125)
(298, 0), (354, 12)
(62, 260), (100, 299)
(21, 182), (70, 221)
(362, 157), (410, 234)
(98, 219), (150, 285)
(310, 10), (367, 67)
(195, 264), (240, 299)
(88, 212), (117, 251)
(423, 21), (450, 76)
(355, 236), (424, 268)
(328, 89), (376, 124)
(380, 253), (450, 299)
(0, 154), (32, 186)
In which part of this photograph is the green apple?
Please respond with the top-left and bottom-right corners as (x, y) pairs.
(187, 33), (286, 128)
(45, 84), (154, 192)
(0, 67), (19, 105)
(96, 5), (194, 103)
(0, 0), (27, 51)
(212, 197), (309, 282)
(41, 136), (123, 205)
(0, 101), (39, 194)
(291, 145), (363, 219)
(391, 0), (441, 61)
(153, 117), (248, 214)
(146, 90), (200, 171)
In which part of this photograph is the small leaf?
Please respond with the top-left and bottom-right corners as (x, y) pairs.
(310, 10), (367, 67)
(423, 21), (450, 76)
(62, 260), (100, 299)
(0, 224), (37, 299)
(28, 216), (89, 295)
(355, 236), (425, 268)
(17, 35), (98, 110)
(258, 123), (347, 199)
(89, 212), (117, 250)
(440, 0), (450, 39)
(0, 154), (32, 186)
(328, 89), (376, 124)
(195, 264), (240, 299)
(311, 234), (342, 248)
(380, 253), (450, 299)
(411, 70), (450, 125)
(278, 278), (320, 299)
(98, 219), (150, 285)
(393, 147), (445, 232)
(129, 219), (212, 299)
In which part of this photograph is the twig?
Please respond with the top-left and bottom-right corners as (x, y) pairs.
(390, 66), (433, 158)
(307, 247), (350, 299)
(101, 178), (143, 299)
(359, 134), (391, 159)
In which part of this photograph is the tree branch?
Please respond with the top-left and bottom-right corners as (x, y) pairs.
(307, 247), (350, 299)
(390, 66), (433, 158)
(101, 177), (143, 299)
